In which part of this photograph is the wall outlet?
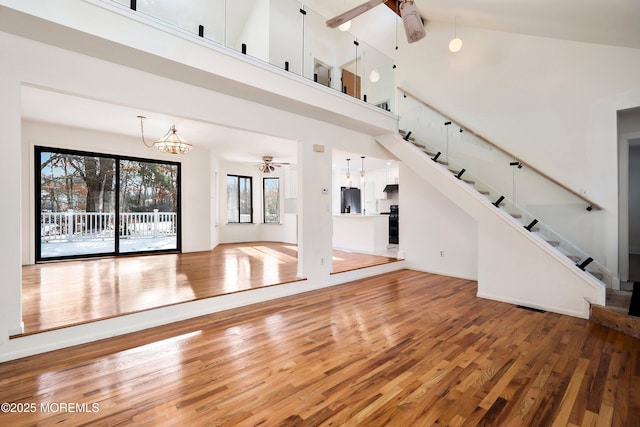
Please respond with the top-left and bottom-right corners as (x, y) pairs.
(440, 250), (445, 257)
(320, 257), (324, 265)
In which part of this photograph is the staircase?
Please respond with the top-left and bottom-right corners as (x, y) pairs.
(400, 129), (605, 283)
(376, 131), (605, 319)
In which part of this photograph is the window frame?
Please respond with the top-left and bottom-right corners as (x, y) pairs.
(35, 145), (182, 262)
(227, 174), (253, 224)
(262, 176), (280, 224)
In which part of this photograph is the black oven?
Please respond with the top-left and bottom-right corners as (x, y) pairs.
(389, 205), (398, 244)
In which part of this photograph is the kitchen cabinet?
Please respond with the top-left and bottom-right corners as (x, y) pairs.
(333, 214), (389, 253)
(373, 167), (399, 200)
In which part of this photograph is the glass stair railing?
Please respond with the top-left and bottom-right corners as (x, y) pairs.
(397, 88), (609, 284)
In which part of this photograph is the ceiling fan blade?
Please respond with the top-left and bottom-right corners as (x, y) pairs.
(326, 0), (387, 28)
(400, 0), (426, 43)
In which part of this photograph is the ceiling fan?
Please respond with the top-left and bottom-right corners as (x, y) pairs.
(326, 0), (426, 43)
(257, 156), (289, 173)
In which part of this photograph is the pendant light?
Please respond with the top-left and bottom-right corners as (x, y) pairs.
(346, 158), (352, 188)
(138, 115), (192, 154)
(449, 16), (463, 53)
(360, 156), (366, 178)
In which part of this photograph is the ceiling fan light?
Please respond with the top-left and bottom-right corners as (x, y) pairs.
(449, 37), (463, 52)
(338, 20), (351, 31)
(400, 1), (426, 43)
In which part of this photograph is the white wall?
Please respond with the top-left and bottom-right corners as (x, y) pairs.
(400, 164), (478, 280)
(394, 21), (640, 192)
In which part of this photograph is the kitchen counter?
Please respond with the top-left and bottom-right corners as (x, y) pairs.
(333, 214), (389, 253)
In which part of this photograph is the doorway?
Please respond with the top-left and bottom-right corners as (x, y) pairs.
(341, 58), (361, 99)
(618, 107), (640, 287)
(314, 59), (332, 88)
(629, 139), (640, 282)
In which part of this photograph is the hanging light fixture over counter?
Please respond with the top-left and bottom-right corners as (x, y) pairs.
(138, 115), (192, 154)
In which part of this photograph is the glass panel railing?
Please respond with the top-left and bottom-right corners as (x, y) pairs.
(134, 0), (224, 43)
(225, 0), (269, 60)
(269, 0), (304, 74)
(103, 0), (396, 113)
(398, 89), (608, 283)
(359, 40), (395, 112)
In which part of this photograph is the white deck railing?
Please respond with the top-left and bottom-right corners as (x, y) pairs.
(41, 210), (177, 242)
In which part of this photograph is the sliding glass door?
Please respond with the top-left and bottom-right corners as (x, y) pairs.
(119, 159), (179, 254)
(36, 147), (180, 261)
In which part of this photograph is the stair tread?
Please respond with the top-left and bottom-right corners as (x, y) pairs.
(399, 130), (416, 141)
(590, 304), (640, 339)
(547, 240), (560, 247)
(510, 213), (523, 219)
(567, 255), (580, 263)
(606, 288), (632, 309)
(589, 271), (604, 280)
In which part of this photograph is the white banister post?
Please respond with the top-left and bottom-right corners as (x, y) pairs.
(66, 209), (74, 242)
(153, 209), (159, 238)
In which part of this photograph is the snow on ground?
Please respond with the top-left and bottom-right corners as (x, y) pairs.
(41, 237), (177, 258)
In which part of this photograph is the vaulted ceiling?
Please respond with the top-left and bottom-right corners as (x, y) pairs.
(314, 0), (640, 49)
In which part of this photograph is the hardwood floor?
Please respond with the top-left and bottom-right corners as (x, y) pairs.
(3, 269), (639, 426)
(20, 242), (399, 335)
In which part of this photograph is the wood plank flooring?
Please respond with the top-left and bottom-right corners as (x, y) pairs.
(3, 269), (639, 426)
(20, 242), (399, 335)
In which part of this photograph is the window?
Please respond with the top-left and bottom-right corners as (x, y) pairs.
(263, 177), (280, 223)
(227, 175), (252, 223)
(36, 146), (180, 261)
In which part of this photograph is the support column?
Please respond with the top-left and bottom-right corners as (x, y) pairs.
(296, 139), (333, 281)
(0, 77), (24, 343)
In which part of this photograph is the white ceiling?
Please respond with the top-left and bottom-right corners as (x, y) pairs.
(21, 85), (299, 165)
(310, 0), (640, 49)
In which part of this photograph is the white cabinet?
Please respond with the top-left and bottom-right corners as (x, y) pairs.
(374, 169), (386, 200)
(372, 166), (399, 200)
(388, 167), (399, 185)
(284, 165), (298, 199)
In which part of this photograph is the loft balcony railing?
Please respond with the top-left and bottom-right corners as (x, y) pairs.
(96, 0), (396, 113)
(397, 87), (609, 284)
